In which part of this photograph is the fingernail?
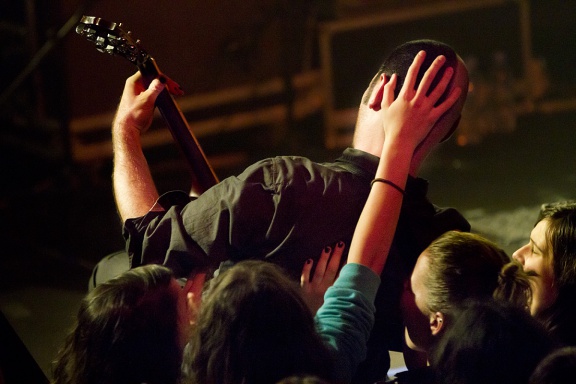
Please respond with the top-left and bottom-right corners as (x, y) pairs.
(324, 246), (331, 253)
(306, 259), (312, 264)
(338, 241), (344, 248)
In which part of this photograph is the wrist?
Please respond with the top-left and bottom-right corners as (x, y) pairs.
(113, 121), (143, 156)
(381, 135), (417, 159)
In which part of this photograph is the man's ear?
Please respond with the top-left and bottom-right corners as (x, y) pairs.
(368, 74), (387, 111)
(430, 312), (445, 336)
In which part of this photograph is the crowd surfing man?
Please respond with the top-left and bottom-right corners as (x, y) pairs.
(183, 51), (462, 384)
(97, 39), (470, 382)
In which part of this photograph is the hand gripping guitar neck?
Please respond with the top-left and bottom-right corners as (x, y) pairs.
(76, 16), (219, 196)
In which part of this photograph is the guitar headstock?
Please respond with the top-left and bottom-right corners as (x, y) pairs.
(75, 16), (149, 66)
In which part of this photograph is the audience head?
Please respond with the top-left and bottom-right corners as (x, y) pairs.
(513, 201), (576, 315)
(52, 264), (192, 384)
(402, 230), (530, 352)
(185, 260), (334, 384)
(355, 39), (469, 165)
(513, 201), (576, 344)
(529, 346), (576, 384)
(430, 299), (555, 384)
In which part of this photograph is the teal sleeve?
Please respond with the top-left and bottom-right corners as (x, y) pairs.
(315, 263), (381, 383)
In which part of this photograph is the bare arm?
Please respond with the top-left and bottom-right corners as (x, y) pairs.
(347, 51), (462, 275)
(112, 72), (166, 221)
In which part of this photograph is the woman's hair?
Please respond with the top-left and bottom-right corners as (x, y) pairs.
(494, 259), (533, 310)
(421, 230), (531, 315)
(538, 201), (576, 289)
(185, 260), (334, 384)
(533, 201), (576, 342)
(529, 346), (576, 384)
(52, 264), (182, 384)
(430, 299), (555, 384)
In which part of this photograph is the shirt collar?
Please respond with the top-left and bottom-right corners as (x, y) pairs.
(335, 147), (379, 180)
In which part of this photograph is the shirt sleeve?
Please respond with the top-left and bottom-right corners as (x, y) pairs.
(123, 158), (286, 277)
(315, 263), (381, 383)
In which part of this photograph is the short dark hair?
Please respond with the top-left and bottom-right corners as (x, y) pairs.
(362, 39), (457, 105)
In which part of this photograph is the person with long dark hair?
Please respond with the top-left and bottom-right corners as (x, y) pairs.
(52, 264), (204, 384)
(513, 200), (576, 346)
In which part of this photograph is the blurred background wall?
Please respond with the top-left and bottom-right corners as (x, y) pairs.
(1, 0), (575, 379)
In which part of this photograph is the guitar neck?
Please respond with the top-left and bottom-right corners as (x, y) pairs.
(139, 58), (219, 196)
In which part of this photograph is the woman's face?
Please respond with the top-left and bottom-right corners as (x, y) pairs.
(513, 219), (558, 316)
(401, 252), (436, 352)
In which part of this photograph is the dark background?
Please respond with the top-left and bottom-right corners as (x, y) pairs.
(1, 0), (575, 379)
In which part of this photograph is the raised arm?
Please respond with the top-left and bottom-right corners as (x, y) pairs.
(112, 72), (166, 221)
(315, 52), (461, 382)
(347, 51), (461, 275)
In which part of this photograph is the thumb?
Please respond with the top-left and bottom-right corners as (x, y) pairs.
(146, 78), (166, 100)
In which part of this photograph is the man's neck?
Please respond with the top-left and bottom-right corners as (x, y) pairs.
(353, 128), (420, 178)
(351, 119), (384, 159)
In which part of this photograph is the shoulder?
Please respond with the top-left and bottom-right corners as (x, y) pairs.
(237, 155), (369, 192)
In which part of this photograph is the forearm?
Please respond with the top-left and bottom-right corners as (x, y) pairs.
(316, 263), (380, 383)
(347, 138), (413, 275)
(112, 117), (161, 222)
(347, 52), (457, 276)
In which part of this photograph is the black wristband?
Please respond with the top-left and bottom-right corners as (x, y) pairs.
(370, 178), (406, 195)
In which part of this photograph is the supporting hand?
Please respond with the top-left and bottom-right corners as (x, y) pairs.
(380, 51), (462, 152)
(300, 242), (345, 315)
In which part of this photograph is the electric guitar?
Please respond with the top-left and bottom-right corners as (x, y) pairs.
(75, 15), (219, 196)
